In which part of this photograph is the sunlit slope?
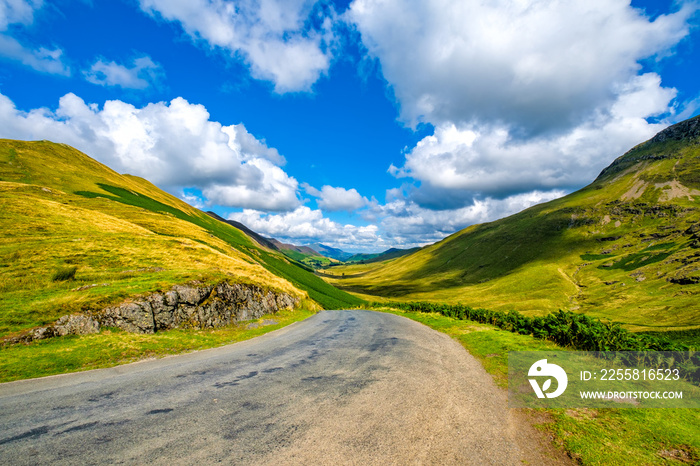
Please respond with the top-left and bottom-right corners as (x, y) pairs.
(0, 140), (361, 337)
(326, 116), (700, 330)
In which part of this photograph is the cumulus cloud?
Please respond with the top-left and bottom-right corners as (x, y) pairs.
(84, 55), (164, 90)
(374, 189), (567, 247)
(181, 192), (206, 209)
(229, 206), (384, 250)
(222, 124), (285, 166)
(226, 188), (563, 251)
(139, 0), (336, 92)
(0, 91), (301, 211)
(349, 0), (696, 213)
(0, 0), (70, 75)
(391, 73), (676, 208)
(303, 183), (369, 212)
(349, 0), (695, 132)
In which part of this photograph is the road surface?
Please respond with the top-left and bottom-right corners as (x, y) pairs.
(0, 310), (569, 465)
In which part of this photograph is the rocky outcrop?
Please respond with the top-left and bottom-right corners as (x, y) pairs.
(99, 281), (298, 334)
(6, 314), (101, 345)
(596, 115), (700, 181)
(4, 281), (300, 345)
(649, 114), (700, 144)
(54, 314), (100, 336)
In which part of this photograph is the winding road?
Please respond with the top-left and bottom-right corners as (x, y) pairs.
(0, 310), (569, 465)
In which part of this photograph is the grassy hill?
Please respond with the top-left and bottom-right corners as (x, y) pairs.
(0, 139), (362, 339)
(344, 248), (421, 264)
(325, 116), (700, 332)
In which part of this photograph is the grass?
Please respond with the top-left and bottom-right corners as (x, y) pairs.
(375, 306), (700, 465)
(51, 266), (77, 282)
(278, 248), (336, 268)
(0, 139), (361, 340)
(71, 181), (360, 311)
(259, 251), (365, 310)
(641, 328), (700, 349)
(0, 308), (315, 382)
(325, 135), (700, 332)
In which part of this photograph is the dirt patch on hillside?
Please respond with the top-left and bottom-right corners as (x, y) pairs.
(655, 180), (700, 201)
(621, 179), (647, 200)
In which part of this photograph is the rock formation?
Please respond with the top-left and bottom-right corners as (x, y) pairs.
(5, 281), (300, 345)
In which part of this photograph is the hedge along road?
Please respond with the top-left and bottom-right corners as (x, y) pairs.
(0, 310), (571, 465)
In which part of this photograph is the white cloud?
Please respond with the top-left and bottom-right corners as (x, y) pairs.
(222, 124), (285, 165)
(0, 35), (70, 75)
(348, 0), (695, 132)
(0, 91), (301, 211)
(181, 192), (206, 209)
(303, 183), (369, 212)
(226, 188), (564, 252)
(0, 0), (39, 29)
(0, 0), (70, 75)
(84, 55), (164, 90)
(139, 0), (336, 92)
(350, 0), (696, 213)
(202, 159), (300, 210)
(374, 190), (567, 247)
(229, 206), (384, 250)
(392, 73), (676, 207)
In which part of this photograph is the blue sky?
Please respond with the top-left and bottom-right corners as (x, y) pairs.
(1, 0), (699, 252)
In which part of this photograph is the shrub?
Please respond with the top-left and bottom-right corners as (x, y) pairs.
(371, 301), (699, 379)
(371, 301), (690, 352)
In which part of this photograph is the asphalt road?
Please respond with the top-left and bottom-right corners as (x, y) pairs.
(0, 310), (569, 465)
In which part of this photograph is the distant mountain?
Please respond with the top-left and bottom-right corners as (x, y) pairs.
(263, 239), (338, 268)
(327, 115), (700, 332)
(307, 243), (354, 261)
(346, 247), (421, 264)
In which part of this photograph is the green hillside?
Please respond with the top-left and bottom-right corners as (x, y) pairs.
(278, 249), (336, 268)
(344, 247), (421, 264)
(326, 116), (700, 331)
(0, 139), (362, 339)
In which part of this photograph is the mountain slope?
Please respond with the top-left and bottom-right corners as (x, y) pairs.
(0, 139), (362, 337)
(325, 116), (700, 331)
(345, 248), (421, 264)
(205, 211), (279, 250)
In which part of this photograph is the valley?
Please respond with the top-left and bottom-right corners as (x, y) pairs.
(2, 2), (699, 464)
(2, 117), (700, 465)
(322, 116), (700, 334)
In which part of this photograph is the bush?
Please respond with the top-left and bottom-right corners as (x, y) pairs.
(52, 266), (77, 281)
(371, 301), (689, 352)
(371, 301), (699, 379)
